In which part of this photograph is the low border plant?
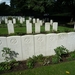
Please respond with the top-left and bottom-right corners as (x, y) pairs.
(0, 62), (11, 71)
(52, 55), (60, 64)
(0, 47), (19, 72)
(2, 47), (19, 62)
(54, 45), (69, 61)
(26, 57), (35, 69)
(67, 50), (75, 61)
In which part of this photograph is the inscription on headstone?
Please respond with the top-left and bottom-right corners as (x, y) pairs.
(34, 34), (46, 56)
(21, 35), (34, 60)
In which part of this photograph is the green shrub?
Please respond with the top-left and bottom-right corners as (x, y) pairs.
(13, 62), (19, 67)
(0, 62), (11, 71)
(26, 54), (44, 69)
(32, 54), (44, 62)
(0, 59), (19, 71)
(10, 59), (19, 67)
(2, 47), (19, 62)
(32, 55), (37, 62)
(16, 19), (20, 24)
(67, 51), (75, 61)
(54, 45), (69, 59)
(26, 57), (34, 69)
(8, 16), (12, 20)
(66, 57), (73, 61)
(70, 51), (75, 58)
(37, 54), (44, 62)
(52, 55), (60, 64)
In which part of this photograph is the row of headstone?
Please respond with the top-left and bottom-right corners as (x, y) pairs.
(32, 18), (43, 25)
(0, 16), (74, 34)
(0, 16), (25, 24)
(19, 17), (25, 24)
(6, 19), (58, 34)
(0, 32), (75, 62)
(26, 20), (58, 33)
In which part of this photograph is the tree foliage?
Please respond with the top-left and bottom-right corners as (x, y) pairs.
(0, 0), (75, 17)
(0, 2), (11, 15)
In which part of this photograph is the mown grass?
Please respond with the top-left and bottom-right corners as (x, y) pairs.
(58, 26), (74, 32)
(0, 24), (74, 35)
(0, 28), (8, 34)
(1, 60), (75, 75)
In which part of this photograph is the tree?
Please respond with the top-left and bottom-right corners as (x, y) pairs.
(10, 0), (75, 18)
(10, 0), (55, 16)
(0, 2), (11, 15)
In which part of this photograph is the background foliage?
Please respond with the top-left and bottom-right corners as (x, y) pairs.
(0, 0), (75, 17)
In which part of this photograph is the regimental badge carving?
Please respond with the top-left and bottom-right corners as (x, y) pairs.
(24, 37), (30, 43)
(37, 36), (43, 42)
(10, 38), (17, 44)
(0, 40), (2, 45)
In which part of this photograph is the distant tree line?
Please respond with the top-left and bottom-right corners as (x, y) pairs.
(0, 2), (11, 15)
(0, 0), (75, 18)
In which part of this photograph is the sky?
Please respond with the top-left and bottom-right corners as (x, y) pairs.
(0, 0), (10, 5)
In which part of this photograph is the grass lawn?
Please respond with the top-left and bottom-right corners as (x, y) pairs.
(1, 60), (75, 75)
(0, 25), (74, 35)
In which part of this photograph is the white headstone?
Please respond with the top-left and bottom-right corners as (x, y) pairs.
(26, 23), (32, 33)
(39, 20), (43, 26)
(45, 22), (50, 31)
(53, 22), (58, 31)
(5, 18), (8, 24)
(0, 37), (7, 62)
(33, 18), (36, 23)
(26, 20), (30, 26)
(35, 23), (40, 33)
(18, 17), (20, 21)
(13, 18), (16, 24)
(74, 23), (75, 30)
(46, 33), (58, 56)
(37, 18), (39, 23)
(57, 33), (68, 48)
(29, 17), (32, 21)
(7, 20), (14, 34)
(50, 20), (53, 25)
(20, 17), (23, 24)
(7, 36), (22, 61)
(67, 32), (75, 52)
(22, 17), (25, 22)
(2, 17), (5, 21)
(21, 35), (34, 60)
(34, 34), (46, 56)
